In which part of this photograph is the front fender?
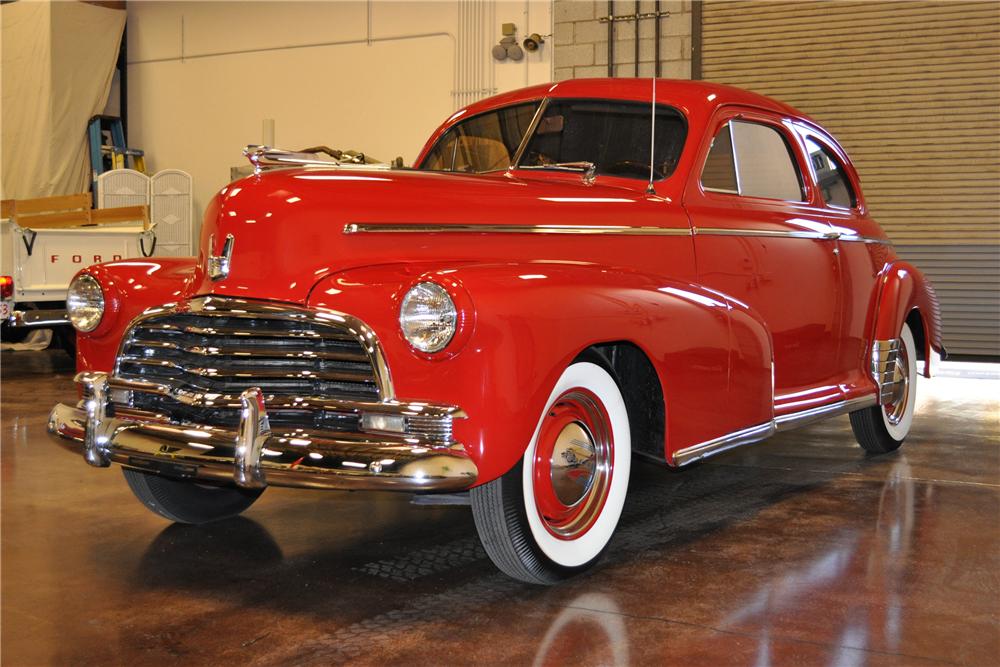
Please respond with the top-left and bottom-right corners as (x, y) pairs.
(75, 258), (199, 373)
(872, 261), (944, 377)
(309, 261), (772, 484)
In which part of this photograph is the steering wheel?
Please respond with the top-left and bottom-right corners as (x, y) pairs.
(603, 160), (665, 179)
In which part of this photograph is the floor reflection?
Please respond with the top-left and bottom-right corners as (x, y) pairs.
(2, 350), (998, 666)
(532, 593), (630, 667)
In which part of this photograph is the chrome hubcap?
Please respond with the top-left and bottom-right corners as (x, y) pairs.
(550, 421), (597, 506)
(884, 343), (910, 425)
(533, 388), (614, 540)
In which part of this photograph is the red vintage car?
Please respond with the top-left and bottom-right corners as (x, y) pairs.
(49, 79), (944, 584)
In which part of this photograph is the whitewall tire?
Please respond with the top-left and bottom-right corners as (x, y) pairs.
(471, 356), (632, 584)
(850, 322), (918, 454)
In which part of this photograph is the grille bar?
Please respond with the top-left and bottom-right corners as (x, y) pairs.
(128, 338), (370, 362)
(114, 297), (394, 430)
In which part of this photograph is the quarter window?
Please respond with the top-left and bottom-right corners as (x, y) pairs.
(804, 137), (857, 209)
(421, 102), (538, 173)
(701, 120), (805, 202)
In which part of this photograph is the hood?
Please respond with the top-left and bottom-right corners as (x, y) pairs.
(192, 168), (667, 304)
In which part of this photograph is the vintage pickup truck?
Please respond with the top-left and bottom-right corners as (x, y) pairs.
(48, 79), (943, 584)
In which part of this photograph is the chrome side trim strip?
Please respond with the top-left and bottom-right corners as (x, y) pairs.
(345, 223), (891, 244)
(694, 226), (837, 241)
(673, 421), (776, 466)
(774, 395), (877, 431)
(674, 394), (878, 467)
(693, 226), (891, 245)
(343, 223), (691, 236)
(841, 234), (892, 245)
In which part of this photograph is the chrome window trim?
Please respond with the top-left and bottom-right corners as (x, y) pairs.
(508, 97), (550, 170)
(344, 223), (691, 236)
(113, 296), (396, 402)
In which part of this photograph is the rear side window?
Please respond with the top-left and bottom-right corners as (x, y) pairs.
(421, 102), (538, 173)
(804, 137), (857, 209)
(702, 119), (805, 202)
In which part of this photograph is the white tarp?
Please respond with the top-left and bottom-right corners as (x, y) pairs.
(1, 1), (125, 200)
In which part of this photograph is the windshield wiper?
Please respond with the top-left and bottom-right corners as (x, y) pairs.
(516, 161), (596, 183)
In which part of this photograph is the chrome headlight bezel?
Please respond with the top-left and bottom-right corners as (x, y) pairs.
(66, 273), (105, 332)
(399, 281), (458, 354)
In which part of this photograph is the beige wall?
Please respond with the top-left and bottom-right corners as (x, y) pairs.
(552, 0), (691, 81)
(126, 0), (553, 232)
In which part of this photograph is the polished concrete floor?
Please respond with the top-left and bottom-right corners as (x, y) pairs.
(2, 349), (998, 666)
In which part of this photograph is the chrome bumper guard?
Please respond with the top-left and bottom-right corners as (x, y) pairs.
(47, 372), (478, 492)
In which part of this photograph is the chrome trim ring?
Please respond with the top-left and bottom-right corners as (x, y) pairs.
(532, 388), (613, 540)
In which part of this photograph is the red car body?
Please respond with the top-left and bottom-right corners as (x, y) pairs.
(50, 79), (944, 582)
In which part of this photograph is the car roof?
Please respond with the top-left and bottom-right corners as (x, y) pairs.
(453, 78), (807, 123)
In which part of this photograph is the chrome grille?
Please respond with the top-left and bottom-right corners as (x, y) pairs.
(114, 301), (382, 428)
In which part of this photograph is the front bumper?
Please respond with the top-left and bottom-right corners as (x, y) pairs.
(47, 372), (478, 492)
(6, 308), (69, 328)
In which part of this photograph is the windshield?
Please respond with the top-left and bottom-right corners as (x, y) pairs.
(519, 99), (687, 181)
(420, 102), (539, 173)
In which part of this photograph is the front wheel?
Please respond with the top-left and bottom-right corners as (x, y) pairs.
(471, 359), (631, 584)
(123, 468), (264, 524)
(850, 322), (918, 454)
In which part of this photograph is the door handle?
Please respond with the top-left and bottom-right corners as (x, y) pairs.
(824, 231), (842, 240)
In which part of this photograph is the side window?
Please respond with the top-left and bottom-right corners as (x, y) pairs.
(421, 103), (538, 173)
(702, 123), (738, 193)
(701, 119), (805, 202)
(804, 137), (857, 209)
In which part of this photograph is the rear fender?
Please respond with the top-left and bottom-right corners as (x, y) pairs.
(873, 261), (944, 378)
(309, 261), (772, 483)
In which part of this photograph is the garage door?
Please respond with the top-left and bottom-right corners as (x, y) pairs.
(698, 1), (1000, 356)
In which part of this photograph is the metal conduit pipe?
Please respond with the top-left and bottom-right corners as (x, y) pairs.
(634, 1), (640, 77)
(654, 0), (661, 77)
(607, 0), (615, 77)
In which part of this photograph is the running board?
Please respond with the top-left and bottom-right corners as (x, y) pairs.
(673, 395), (877, 466)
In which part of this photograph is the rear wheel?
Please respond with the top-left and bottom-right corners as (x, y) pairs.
(123, 468), (264, 524)
(850, 323), (918, 454)
(471, 358), (631, 584)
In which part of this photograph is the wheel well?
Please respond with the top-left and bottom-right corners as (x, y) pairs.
(906, 309), (927, 362)
(588, 342), (666, 461)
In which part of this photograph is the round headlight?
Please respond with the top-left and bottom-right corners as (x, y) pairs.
(399, 282), (457, 353)
(66, 273), (105, 332)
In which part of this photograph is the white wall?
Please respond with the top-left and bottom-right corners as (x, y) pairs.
(126, 0), (552, 232)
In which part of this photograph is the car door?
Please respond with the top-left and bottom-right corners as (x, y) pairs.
(793, 126), (889, 397)
(683, 108), (844, 415)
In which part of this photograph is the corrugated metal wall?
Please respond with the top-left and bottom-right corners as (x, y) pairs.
(699, 1), (1000, 356)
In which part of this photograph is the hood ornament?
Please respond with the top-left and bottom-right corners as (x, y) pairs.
(242, 144), (392, 175)
(207, 233), (234, 281)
